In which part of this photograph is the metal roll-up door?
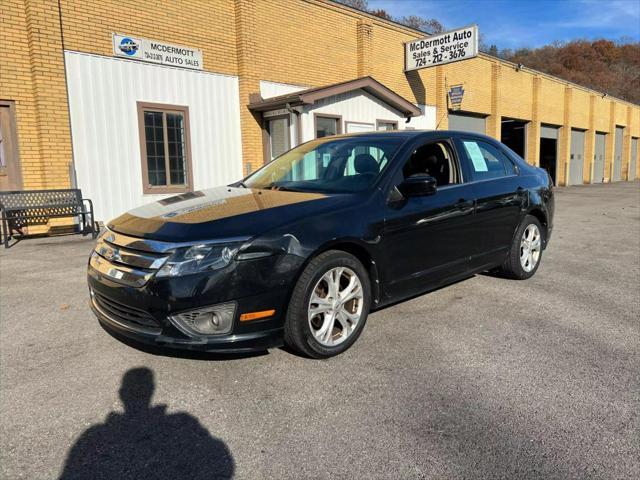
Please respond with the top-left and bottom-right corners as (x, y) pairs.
(540, 125), (559, 139)
(630, 138), (638, 180)
(569, 129), (585, 185)
(613, 126), (624, 181)
(593, 133), (606, 183)
(448, 113), (486, 134)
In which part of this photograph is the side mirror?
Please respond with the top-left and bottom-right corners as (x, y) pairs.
(398, 175), (437, 197)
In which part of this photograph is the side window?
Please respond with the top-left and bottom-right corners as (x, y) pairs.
(460, 139), (516, 181)
(402, 141), (459, 187)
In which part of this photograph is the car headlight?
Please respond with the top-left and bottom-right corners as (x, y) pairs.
(156, 243), (241, 278)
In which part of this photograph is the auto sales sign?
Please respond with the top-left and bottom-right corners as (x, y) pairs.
(405, 25), (478, 72)
(112, 33), (203, 70)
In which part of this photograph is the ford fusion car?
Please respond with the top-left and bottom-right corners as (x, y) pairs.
(88, 130), (554, 358)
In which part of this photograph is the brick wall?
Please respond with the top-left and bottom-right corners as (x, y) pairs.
(1, 0), (72, 190)
(1, 0), (639, 191)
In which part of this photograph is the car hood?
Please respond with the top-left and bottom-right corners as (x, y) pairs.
(108, 186), (352, 242)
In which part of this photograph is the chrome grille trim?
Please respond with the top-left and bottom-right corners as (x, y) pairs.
(89, 252), (154, 287)
(95, 238), (168, 270)
(91, 228), (181, 287)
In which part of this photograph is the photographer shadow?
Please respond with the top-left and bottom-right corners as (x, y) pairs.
(58, 367), (234, 480)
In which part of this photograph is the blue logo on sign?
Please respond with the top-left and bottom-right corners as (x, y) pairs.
(119, 37), (139, 56)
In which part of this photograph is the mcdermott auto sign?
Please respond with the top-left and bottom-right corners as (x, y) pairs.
(112, 33), (203, 70)
(405, 25), (478, 72)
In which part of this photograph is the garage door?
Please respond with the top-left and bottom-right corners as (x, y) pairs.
(613, 126), (624, 181)
(630, 138), (638, 180)
(593, 133), (606, 183)
(540, 125), (559, 140)
(448, 113), (486, 134)
(568, 129), (585, 185)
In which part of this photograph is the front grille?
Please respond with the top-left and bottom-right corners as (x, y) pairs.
(92, 290), (161, 334)
(90, 229), (174, 287)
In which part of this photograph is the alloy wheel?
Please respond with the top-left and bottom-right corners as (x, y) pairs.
(308, 267), (364, 347)
(520, 224), (541, 272)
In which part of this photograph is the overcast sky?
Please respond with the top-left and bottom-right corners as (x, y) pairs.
(367, 0), (640, 49)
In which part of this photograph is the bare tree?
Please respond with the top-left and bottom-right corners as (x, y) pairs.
(334, 0), (369, 10)
(399, 15), (445, 34)
(335, 0), (445, 35)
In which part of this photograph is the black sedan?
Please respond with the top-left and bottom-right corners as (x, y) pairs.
(88, 130), (554, 358)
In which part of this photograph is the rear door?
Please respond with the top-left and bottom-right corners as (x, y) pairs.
(455, 137), (524, 266)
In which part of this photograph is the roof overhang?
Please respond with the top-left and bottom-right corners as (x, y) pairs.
(248, 76), (422, 118)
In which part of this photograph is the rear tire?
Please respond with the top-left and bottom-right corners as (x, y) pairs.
(499, 215), (544, 280)
(284, 250), (371, 359)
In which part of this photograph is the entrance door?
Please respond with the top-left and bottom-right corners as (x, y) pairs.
(266, 115), (290, 162)
(593, 133), (606, 183)
(539, 125), (559, 185)
(630, 138), (638, 180)
(569, 129), (585, 185)
(613, 126), (623, 181)
(0, 102), (22, 190)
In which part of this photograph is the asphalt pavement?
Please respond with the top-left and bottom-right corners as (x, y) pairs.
(1, 182), (639, 479)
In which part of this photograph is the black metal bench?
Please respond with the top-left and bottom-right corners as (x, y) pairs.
(0, 189), (99, 248)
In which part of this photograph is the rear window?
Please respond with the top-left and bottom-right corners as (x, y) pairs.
(460, 139), (516, 181)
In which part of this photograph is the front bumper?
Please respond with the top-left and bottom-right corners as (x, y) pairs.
(91, 292), (284, 352)
(88, 252), (303, 353)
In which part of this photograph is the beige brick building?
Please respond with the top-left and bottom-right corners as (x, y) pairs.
(1, 0), (639, 222)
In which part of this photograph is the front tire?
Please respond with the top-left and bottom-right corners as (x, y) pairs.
(284, 250), (371, 359)
(499, 214), (544, 279)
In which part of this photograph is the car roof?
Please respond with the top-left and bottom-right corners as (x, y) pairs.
(329, 129), (501, 144)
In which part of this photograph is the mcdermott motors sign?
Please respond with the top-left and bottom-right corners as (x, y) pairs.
(112, 33), (203, 70)
(405, 25), (478, 72)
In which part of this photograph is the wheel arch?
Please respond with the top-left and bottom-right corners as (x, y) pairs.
(526, 207), (548, 235)
(298, 240), (382, 308)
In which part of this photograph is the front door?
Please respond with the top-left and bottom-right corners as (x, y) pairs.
(381, 139), (477, 297)
(0, 102), (21, 190)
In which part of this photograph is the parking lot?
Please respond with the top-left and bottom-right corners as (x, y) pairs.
(1, 182), (639, 479)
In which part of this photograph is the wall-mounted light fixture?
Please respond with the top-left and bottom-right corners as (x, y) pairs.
(516, 63), (524, 72)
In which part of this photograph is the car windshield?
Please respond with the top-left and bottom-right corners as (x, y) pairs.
(244, 136), (405, 193)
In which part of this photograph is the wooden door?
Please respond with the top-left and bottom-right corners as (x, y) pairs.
(0, 102), (22, 191)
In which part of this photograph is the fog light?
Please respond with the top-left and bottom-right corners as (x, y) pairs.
(169, 302), (236, 337)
